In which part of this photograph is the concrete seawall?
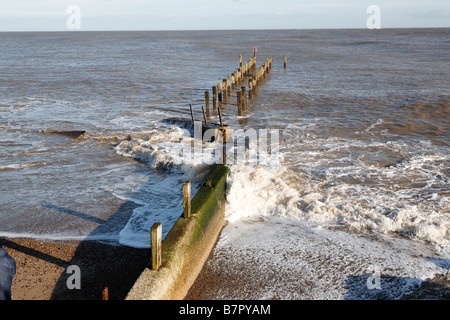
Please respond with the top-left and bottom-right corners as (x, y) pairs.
(125, 164), (229, 300)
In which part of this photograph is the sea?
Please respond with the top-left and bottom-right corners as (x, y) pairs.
(0, 29), (449, 299)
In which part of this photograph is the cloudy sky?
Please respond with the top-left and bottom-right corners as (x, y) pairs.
(0, 0), (449, 31)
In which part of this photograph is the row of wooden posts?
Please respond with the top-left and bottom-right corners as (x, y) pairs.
(99, 54), (285, 299)
(237, 55), (272, 116)
(147, 180), (190, 274)
(149, 54), (281, 275)
(203, 54), (274, 121)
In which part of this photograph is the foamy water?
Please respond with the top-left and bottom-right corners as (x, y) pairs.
(0, 29), (449, 298)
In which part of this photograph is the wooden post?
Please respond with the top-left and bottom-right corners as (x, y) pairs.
(240, 55), (242, 67)
(218, 106), (223, 127)
(216, 107), (227, 164)
(231, 73), (235, 89)
(189, 104), (195, 124)
(284, 55), (287, 68)
(241, 86), (247, 111)
(227, 76), (231, 95)
(217, 82), (222, 103)
(248, 78), (253, 100)
(237, 90), (242, 116)
(183, 181), (191, 219)
(202, 106), (208, 126)
(102, 287), (108, 300)
(151, 222), (162, 270)
(205, 91), (210, 119)
(244, 87), (248, 110)
(223, 79), (227, 97)
(222, 128), (227, 165)
(212, 86), (217, 110)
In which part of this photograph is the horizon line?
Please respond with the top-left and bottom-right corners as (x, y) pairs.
(1, 26), (449, 33)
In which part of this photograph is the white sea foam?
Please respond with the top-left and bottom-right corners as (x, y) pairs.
(112, 117), (449, 253)
(214, 132), (449, 298)
(224, 125), (450, 254)
(0, 162), (47, 171)
(207, 216), (448, 299)
(114, 123), (215, 179)
(113, 122), (216, 247)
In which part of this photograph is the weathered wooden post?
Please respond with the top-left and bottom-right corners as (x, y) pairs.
(217, 106), (227, 165)
(202, 106), (208, 126)
(284, 55), (287, 68)
(183, 181), (191, 219)
(212, 86), (217, 110)
(204, 91), (210, 118)
(222, 127), (227, 165)
(218, 106), (223, 127)
(241, 86), (247, 111)
(237, 90), (242, 116)
(102, 287), (108, 300)
(244, 87), (248, 110)
(218, 82), (222, 103)
(227, 76), (231, 95)
(151, 222), (162, 270)
(223, 79), (227, 98)
(248, 78), (253, 100)
(240, 55), (242, 67)
(189, 104), (195, 124)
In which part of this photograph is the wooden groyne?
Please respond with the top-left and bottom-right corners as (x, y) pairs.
(204, 54), (272, 119)
(126, 51), (279, 300)
(126, 165), (229, 300)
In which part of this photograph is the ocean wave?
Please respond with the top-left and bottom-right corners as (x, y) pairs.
(0, 162), (49, 171)
(224, 142), (450, 254)
(113, 123), (217, 181)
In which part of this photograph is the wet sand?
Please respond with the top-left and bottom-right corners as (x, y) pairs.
(185, 254), (450, 300)
(185, 223), (450, 300)
(2, 235), (448, 300)
(0, 237), (150, 300)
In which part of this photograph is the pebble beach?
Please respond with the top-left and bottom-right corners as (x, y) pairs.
(1, 237), (149, 300)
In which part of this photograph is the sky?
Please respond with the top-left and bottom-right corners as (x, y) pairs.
(0, 0), (449, 31)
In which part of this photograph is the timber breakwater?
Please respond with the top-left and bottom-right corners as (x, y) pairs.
(126, 52), (275, 299)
